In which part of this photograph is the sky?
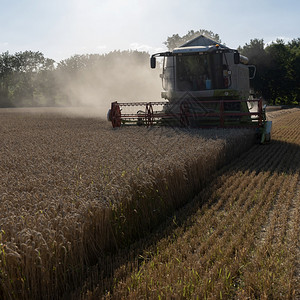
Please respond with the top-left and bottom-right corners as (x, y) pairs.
(1, 0), (300, 62)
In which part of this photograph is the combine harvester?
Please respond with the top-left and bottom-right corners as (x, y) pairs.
(108, 35), (272, 143)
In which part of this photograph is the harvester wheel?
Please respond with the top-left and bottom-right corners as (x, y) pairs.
(180, 101), (190, 127)
(111, 103), (121, 128)
(145, 103), (154, 127)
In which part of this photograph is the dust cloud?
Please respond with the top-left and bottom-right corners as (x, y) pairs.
(55, 52), (163, 119)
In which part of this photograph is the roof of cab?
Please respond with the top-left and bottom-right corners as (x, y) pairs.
(173, 45), (215, 54)
(180, 35), (227, 48)
(171, 35), (229, 54)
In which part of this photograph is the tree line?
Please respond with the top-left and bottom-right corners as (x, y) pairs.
(239, 38), (300, 105)
(0, 50), (161, 108)
(0, 31), (299, 108)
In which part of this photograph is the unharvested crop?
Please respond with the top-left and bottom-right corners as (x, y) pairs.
(0, 108), (255, 299)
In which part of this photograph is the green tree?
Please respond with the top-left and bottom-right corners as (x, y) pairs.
(14, 51), (56, 106)
(263, 40), (294, 104)
(0, 51), (56, 107)
(239, 39), (272, 100)
(0, 52), (15, 107)
(164, 29), (221, 50)
(287, 38), (300, 103)
(239, 38), (300, 105)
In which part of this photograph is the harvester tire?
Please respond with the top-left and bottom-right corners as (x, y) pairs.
(180, 101), (190, 127)
(145, 103), (154, 127)
(111, 104), (121, 128)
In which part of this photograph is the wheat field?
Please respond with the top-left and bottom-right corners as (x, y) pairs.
(0, 108), (256, 299)
(89, 108), (300, 299)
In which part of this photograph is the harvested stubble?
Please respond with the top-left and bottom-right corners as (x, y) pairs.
(102, 109), (300, 299)
(0, 108), (255, 299)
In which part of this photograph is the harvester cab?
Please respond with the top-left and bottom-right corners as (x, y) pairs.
(108, 35), (272, 144)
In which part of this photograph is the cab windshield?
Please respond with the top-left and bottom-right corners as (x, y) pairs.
(176, 53), (224, 91)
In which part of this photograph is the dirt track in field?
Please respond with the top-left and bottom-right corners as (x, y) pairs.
(92, 109), (300, 299)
